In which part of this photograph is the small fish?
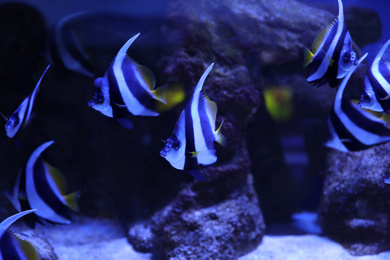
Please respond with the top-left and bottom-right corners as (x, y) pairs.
(263, 86), (294, 122)
(359, 39), (390, 113)
(304, 0), (357, 87)
(6, 141), (79, 227)
(160, 63), (226, 181)
(3, 65), (50, 138)
(88, 33), (167, 129)
(0, 209), (40, 260)
(325, 53), (390, 152)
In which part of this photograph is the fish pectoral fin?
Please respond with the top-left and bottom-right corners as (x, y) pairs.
(340, 138), (353, 143)
(215, 119), (227, 146)
(186, 169), (206, 181)
(303, 47), (314, 68)
(0, 111), (8, 122)
(113, 102), (127, 108)
(379, 95), (390, 101)
(116, 118), (134, 129)
(63, 191), (80, 212)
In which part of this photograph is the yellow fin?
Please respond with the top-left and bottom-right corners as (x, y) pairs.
(303, 47), (314, 68)
(130, 58), (156, 91)
(12, 232), (40, 260)
(215, 119), (227, 146)
(63, 191), (80, 212)
(151, 84), (168, 105)
(312, 20), (335, 53)
(202, 91), (218, 123)
(44, 161), (67, 194)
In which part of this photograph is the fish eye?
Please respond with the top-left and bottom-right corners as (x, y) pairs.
(94, 91), (105, 104)
(343, 52), (351, 63)
(7, 115), (19, 126)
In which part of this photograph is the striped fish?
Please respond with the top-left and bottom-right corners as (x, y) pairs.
(359, 39), (390, 113)
(88, 33), (166, 129)
(6, 141), (79, 227)
(0, 209), (40, 260)
(304, 0), (357, 87)
(160, 63), (226, 181)
(3, 65), (50, 138)
(325, 53), (390, 152)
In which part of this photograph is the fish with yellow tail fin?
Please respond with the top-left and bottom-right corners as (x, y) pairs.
(359, 39), (390, 113)
(88, 33), (169, 129)
(304, 0), (357, 87)
(325, 53), (390, 152)
(160, 63), (226, 181)
(6, 141), (79, 228)
(2, 65), (50, 138)
(0, 209), (40, 260)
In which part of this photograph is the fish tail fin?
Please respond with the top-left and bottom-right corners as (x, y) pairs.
(154, 83), (186, 113)
(215, 119), (227, 146)
(186, 169), (206, 181)
(303, 47), (314, 68)
(64, 191), (80, 212)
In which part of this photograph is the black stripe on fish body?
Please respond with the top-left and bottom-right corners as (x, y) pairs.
(328, 106), (369, 151)
(367, 67), (389, 99)
(377, 60), (390, 97)
(326, 25), (349, 81)
(341, 98), (390, 137)
(33, 159), (71, 223)
(198, 92), (216, 151)
(307, 20), (339, 82)
(0, 231), (22, 260)
(121, 57), (156, 113)
(183, 102), (198, 170)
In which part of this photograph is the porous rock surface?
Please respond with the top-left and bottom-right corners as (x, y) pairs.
(318, 144), (390, 255)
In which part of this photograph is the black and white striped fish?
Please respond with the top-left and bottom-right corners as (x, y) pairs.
(359, 39), (390, 113)
(3, 65), (50, 138)
(304, 0), (357, 87)
(160, 63), (226, 181)
(325, 53), (390, 152)
(0, 209), (39, 260)
(88, 33), (166, 129)
(6, 141), (79, 227)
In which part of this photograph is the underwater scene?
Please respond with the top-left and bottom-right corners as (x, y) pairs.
(1, 0), (390, 259)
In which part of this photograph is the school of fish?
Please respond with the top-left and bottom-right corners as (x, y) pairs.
(1, 0), (389, 257)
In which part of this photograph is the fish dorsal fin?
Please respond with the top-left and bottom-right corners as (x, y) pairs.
(194, 63), (214, 94)
(118, 33), (140, 57)
(311, 20), (336, 54)
(0, 209), (37, 232)
(337, 0), (344, 23)
(64, 191), (80, 212)
(11, 231), (40, 260)
(44, 160), (67, 195)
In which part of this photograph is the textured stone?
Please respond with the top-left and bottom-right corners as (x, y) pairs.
(318, 144), (390, 255)
(15, 231), (57, 260)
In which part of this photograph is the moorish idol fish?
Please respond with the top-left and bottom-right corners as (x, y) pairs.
(0, 209), (40, 260)
(160, 63), (226, 181)
(2, 65), (50, 138)
(304, 0), (358, 87)
(6, 141), (79, 227)
(325, 53), (390, 152)
(88, 33), (167, 129)
(359, 39), (390, 113)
